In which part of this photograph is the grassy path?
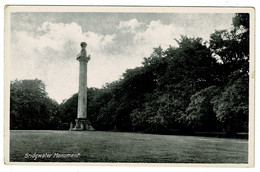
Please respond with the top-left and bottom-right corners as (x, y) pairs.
(10, 130), (248, 163)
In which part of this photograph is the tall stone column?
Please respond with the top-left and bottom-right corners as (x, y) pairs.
(70, 42), (94, 131)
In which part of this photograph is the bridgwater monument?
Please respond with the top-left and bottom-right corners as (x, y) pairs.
(70, 42), (94, 131)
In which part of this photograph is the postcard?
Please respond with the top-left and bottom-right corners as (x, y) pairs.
(4, 6), (255, 167)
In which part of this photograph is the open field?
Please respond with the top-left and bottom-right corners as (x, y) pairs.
(9, 130), (248, 163)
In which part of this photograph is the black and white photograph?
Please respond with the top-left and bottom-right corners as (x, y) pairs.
(4, 6), (254, 166)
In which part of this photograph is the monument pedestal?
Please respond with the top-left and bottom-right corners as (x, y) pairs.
(69, 118), (94, 131)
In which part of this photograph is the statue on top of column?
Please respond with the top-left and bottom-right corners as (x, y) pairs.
(77, 42), (91, 61)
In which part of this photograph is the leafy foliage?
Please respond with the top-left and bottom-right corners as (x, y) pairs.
(212, 71), (249, 133)
(185, 86), (220, 132)
(10, 79), (59, 129)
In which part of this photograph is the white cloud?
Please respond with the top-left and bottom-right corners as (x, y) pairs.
(116, 19), (185, 59)
(85, 32), (116, 52)
(134, 20), (184, 50)
(36, 22), (85, 52)
(118, 18), (145, 33)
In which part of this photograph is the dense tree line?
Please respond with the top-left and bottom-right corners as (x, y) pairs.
(10, 14), (249, 135)
(10, 79), (60, 129)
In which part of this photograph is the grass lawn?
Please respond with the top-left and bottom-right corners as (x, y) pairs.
(9, 130), (248, 163)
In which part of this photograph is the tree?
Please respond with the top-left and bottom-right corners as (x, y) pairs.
(109, 65), (158, 131)
(210, 13), (249, 75)
(185, 86), (220, 132)
(129, 37), (219, 133)
(10, 79), (59, 130)
(58, 93), (78, 129)
(211, 71), (249, 133)
(209, 13), (250, 134)
(164, 36), (218, 96)
(88, 87), (115, 130)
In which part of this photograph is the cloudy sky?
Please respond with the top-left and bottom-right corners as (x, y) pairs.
(10, 12), (234, 103)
